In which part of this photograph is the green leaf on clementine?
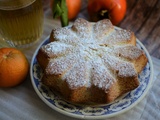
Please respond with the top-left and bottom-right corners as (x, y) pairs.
(52, 0), (68, 27)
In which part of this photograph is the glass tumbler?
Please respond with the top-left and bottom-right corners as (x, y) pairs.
(0, 0), (44, 48)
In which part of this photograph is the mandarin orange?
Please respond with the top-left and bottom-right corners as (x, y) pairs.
(0, 48), (29, 87)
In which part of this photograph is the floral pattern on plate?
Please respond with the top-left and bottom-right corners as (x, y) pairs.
(30, 36), (153, 119)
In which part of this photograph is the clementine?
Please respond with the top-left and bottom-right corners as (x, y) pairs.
(0, 48), (29, 87)
(50, 0), (82, 20)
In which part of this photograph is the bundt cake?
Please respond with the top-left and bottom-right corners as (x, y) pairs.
(37, 18), (148, 104)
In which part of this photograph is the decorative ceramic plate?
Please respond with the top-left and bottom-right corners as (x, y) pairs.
(30, 36), (153, 119)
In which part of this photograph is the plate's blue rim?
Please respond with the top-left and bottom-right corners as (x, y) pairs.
(30, 36), (153, 119)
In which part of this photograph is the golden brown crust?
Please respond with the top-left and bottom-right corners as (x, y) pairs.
(37, 49), (49, 70)
(36, 18), (148, 105)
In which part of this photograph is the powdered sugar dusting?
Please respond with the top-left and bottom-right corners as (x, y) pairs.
(71, 18), (92, 41)
(64, 57), (89, 89)
(101, 29), (132, 46)
(41, 18), (144, 90)
(101, 55), (137, 77)
(93, 19), (114, 41)
(46, 52), (80, 75)
(91, 58), (115, 91)
(114, 45), (143, 60)
(41, 42), (73, 57)
(53, 27), (80, 45)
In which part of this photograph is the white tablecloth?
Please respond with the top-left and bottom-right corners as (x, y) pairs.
(0, 56), (160, 120)
(0, 16), (160, 120)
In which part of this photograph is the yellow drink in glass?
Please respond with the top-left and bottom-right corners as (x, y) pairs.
(0, 0), (44, 47)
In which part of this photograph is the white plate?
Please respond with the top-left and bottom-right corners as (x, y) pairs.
(30, 36), (153, 119)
